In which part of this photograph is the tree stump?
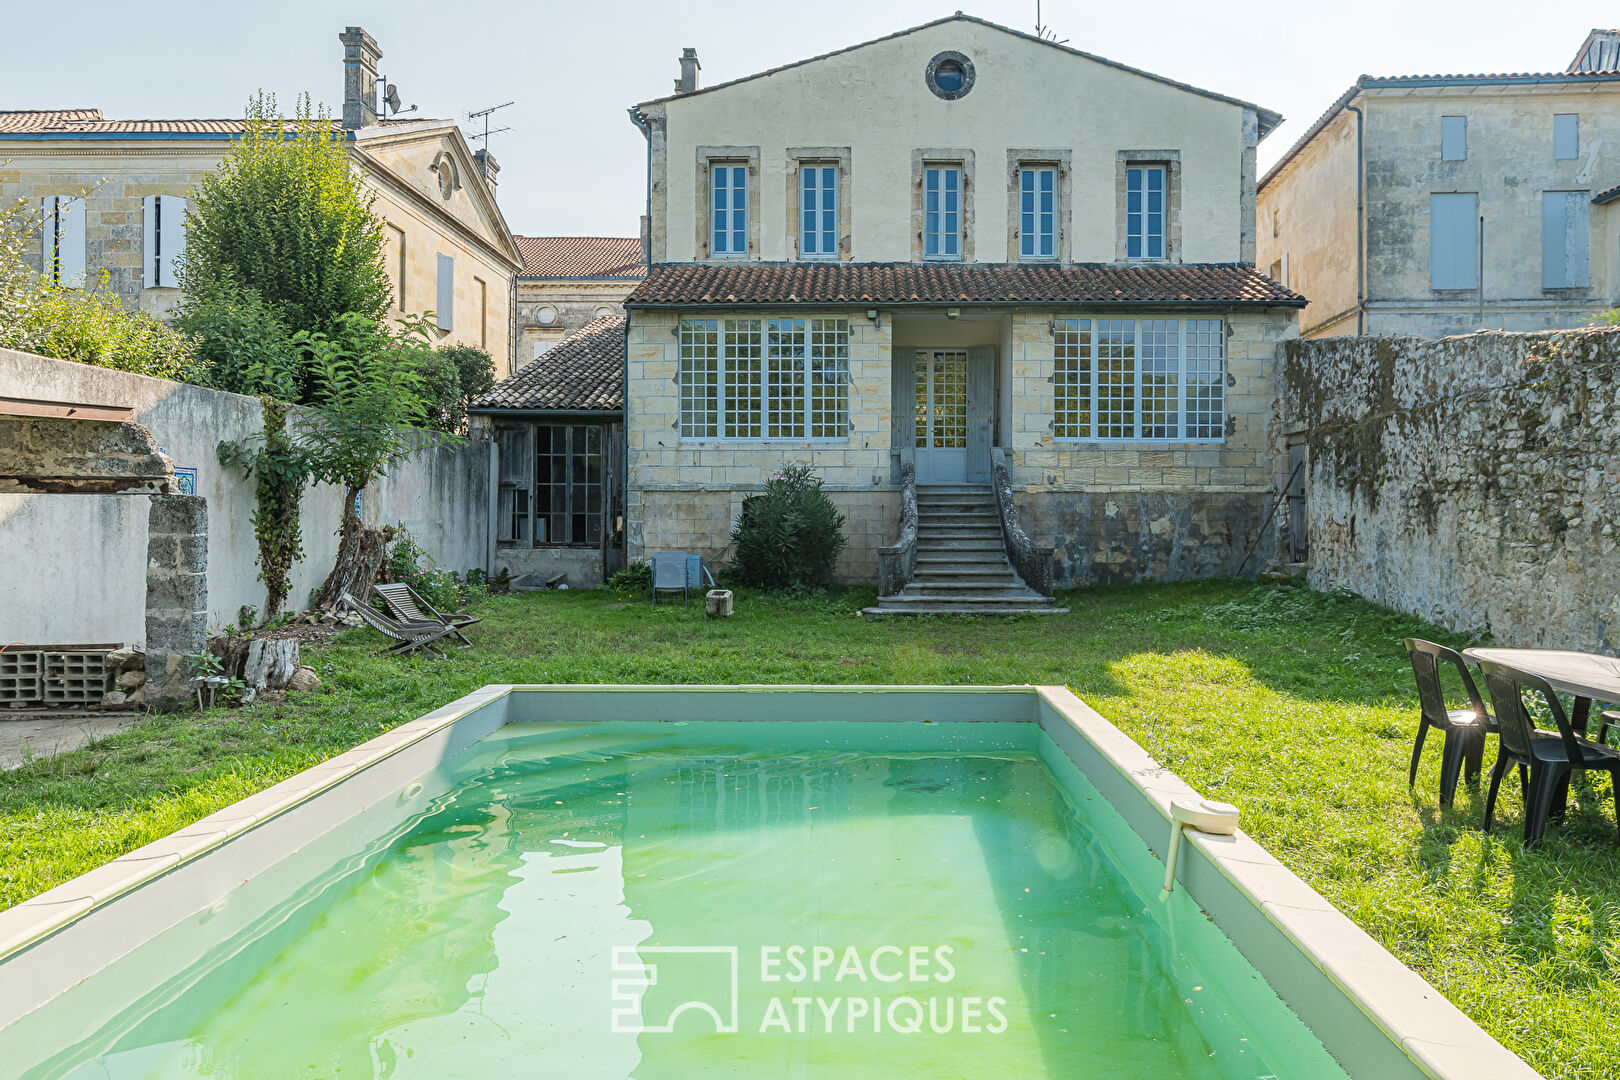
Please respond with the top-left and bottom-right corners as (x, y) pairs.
(242, 639), (301, 691)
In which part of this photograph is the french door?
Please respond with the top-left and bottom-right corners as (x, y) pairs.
(914, 350), (968, 484)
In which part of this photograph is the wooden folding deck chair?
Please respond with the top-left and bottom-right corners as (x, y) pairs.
(341, 593), (460, 657)
(374, 582), (481, 647)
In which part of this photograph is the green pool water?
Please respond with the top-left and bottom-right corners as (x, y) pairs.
(32, 721), (1349, 1079)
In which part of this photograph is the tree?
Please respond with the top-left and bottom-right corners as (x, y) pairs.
(414, 345), (496, 433)
(179, 92), (391, 382)
(291, 313), (459, 609)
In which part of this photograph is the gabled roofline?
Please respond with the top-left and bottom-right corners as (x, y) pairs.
(1261, 69), (1620, 191)
(633, 13), (1284, 137)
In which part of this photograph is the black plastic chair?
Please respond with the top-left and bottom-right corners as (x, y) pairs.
(1477, 660), (1620, 847)
(1403, 639), (1497, 808)
(1596, 709), (1620, 748)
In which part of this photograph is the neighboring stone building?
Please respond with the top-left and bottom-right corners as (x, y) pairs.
(1259, 29), (1620, 339)
(514, 236), (644, 365)
(470, 314), (625, 587)
(0, 26), (523, 374)
(620, 14), (1303, 598)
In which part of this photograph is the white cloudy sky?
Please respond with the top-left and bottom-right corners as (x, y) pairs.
(2, 1), (1610, 237)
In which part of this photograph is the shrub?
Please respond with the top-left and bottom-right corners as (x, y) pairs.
(729, 465), (846, 592)
(381, 527), (483, 611)
(172, 281), (299, 397)
(606, 561), (652, 597)
(8, 276), (201, 381)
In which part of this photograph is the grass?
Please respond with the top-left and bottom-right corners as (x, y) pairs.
(3, 579), (1619, 1079)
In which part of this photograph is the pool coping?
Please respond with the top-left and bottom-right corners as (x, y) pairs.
(0, 684), (1540, 1080)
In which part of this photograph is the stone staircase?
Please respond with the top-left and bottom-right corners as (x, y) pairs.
(864, 486), (1066, 617)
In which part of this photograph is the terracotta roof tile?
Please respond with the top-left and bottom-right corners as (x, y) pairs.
(0, 109), (105, 131)
(515, 236), (645, 280)
(627, 262), (1304, 308)
(0, 111), (435, 136)
(472, 315), (624, 413)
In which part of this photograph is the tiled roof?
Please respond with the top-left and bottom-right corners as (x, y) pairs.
(515, 236), (645, 280)
(0, 110), (434, 136)
(471, 315), (624, 413)
(627, 262), (1305, 308)
(1594, 184), (1620, 205)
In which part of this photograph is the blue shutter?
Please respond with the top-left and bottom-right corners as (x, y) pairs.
(1441, 117), (1467, 161)
(1542, 192), (1589, 288)
(1554, 114), (1579, 160)
(1429, 194), (1478, 289)
(436, 253), (454, 331)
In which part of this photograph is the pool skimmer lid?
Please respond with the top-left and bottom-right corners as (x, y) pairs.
(1160, 798), (1240, 899)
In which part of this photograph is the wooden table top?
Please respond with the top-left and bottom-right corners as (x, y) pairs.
(1462, 647), (1620, 703)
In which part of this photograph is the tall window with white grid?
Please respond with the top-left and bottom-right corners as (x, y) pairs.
(1052, 318), (1224, 442)
(923, 166), (961, 259)
(1125, 166), (1166, 259)
(801, 166), (837, 257)
(711, 164), (748, 257)
(678, 317), (850, 441)
(1019, 167), (1056, 259)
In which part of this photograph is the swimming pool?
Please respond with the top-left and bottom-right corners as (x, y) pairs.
(0, 686), (1535, 1079)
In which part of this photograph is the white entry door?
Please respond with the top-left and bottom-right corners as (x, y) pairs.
(914, 350), (968, 484)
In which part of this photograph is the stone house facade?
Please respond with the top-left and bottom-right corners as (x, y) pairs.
(0, 27), (523, 375)
(622, 15), (1303, 588)
(1259, 29), (1620, 340)
(514, 236), (644, 366)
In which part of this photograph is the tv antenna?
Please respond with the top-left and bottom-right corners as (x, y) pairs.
(466, 101), (514, 178)
(1034, 0), (1068, 43)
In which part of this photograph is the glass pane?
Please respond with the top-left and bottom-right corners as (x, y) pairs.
(1095, 320), (1136, 439)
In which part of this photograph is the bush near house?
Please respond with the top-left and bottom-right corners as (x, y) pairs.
(729, 465), (847, 592)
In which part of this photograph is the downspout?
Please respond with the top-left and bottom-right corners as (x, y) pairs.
(626, 106), (653, 568)
(1345, 100), (1365, 335)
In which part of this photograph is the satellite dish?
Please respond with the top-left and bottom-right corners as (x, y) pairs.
(384, 83), (402, 115)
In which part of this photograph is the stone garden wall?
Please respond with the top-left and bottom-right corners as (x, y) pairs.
(1275, 328), (1620, 651)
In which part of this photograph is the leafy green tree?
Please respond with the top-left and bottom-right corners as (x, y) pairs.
(172, 281), (298, 396)
(414, 345), (496, 432)
(291, 312), (459, 608)
(179, 93), (391, 371)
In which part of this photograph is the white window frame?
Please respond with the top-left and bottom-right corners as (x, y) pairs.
(679, 317), (850, 442)
(1052, 317), (1225, 443)
(1125, 166), (1167, 260)
(1019, 166), (1057, 259)
(800, 164), (838, 258)
(710, 163), (749, 258)
(40, 195), (86, 288)
(141, 195), (187, 288)
(923, 166), (962, 260)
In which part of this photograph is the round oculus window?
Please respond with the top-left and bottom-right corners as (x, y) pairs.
(593, 306), (616, 319)
(536, 305), (558, 325)
(925, 51), (975, 100)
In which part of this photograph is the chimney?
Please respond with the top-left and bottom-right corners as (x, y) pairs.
(676, 48), (701, 94)
(474, 149), (499, 199)
(339, 26), (382, 130)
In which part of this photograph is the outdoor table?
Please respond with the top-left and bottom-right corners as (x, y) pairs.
(1461, 648), (1620, 735)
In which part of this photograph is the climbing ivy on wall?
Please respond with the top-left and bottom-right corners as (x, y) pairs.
(219, 397), (307, 620)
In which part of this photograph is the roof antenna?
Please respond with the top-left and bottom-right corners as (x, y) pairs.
(1034, 0), (1068, 43)
(466, 101), (514, 180)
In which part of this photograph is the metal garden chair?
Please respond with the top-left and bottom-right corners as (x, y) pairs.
(1477, 659), (1620, 847)
(374, 582), (481, 647)
(1403, 638), (1497, 808)
(341, 593), (459, 657)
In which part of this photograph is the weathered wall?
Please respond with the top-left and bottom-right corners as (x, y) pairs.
(1276, 327), (1620, 650)
(1257, 108), (1361, 338)
(516, 279), (636, 366)
(0, 349), (491, 647)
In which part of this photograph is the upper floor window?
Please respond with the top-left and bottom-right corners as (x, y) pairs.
(39, 196), (87, 288)
(1440, 116), (1467, 162)
(1554, 114), (1580, 160)
(679, 317), (849, 440)
(711, 163), (749, 257)
(1125, 166), (1166, 259)
(924, 166), (962, 260)
(1429, 193), (1478, 290)
(1019, 167), (1057, 259)
(1053, 317), (1224, 442)
(801, 165), (837, 258)
(1542, 191), (1590, 289)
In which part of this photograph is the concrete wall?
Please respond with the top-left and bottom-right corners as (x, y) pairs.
(516, 279), (637, 367)
(0, 348), (490, 647)
(1275, 327), (1620, 650)
(1262, 83), (1620, 339)
(0, 128), (517, 372)
(645, 19), (1256, 264)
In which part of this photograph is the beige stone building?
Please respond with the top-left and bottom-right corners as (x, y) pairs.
(620, 14), (1303, 605)
(0, 27), (522, 374)
(1260, 29), (1620, 339)
(514, 236), (644, 366)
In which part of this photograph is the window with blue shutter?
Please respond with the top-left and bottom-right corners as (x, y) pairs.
(1440, 117), (1467, 162)
(40, 196), (87, 288)
(711, 164), (748, 257)
(923, 166), (961, 259)
(1126, 167), (1165, 259)
(1429, 193), (1478, 289)
(1019, 167), (1056, 259)
(1541, 191), (1590, 288)
(800, 165), (837, 257)
(436, 253), (454, 331)
(1554, 114), (1580, 160)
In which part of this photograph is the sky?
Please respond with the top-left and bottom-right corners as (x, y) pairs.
(2, 1), (1612, 237)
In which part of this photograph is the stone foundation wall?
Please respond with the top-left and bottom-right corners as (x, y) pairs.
(1276, 328), (1620, 651)
(1021, 490), (1272, 586)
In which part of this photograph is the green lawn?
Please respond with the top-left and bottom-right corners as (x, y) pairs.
(3, 580), (1618, 1079)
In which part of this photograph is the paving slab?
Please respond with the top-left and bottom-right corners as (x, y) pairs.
(0, 713), (142, 769)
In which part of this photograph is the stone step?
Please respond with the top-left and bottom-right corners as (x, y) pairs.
(913, 569), (1019, 584)
(899, 588), (1042, 603)
(917, 540), (1005, 552)
(917, 511), (999, 522)
(916, 529), (1003, 542)
(862, 602), (1068, 618)
(915, 498), (997, 510)
(915, 485), (992, 495)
